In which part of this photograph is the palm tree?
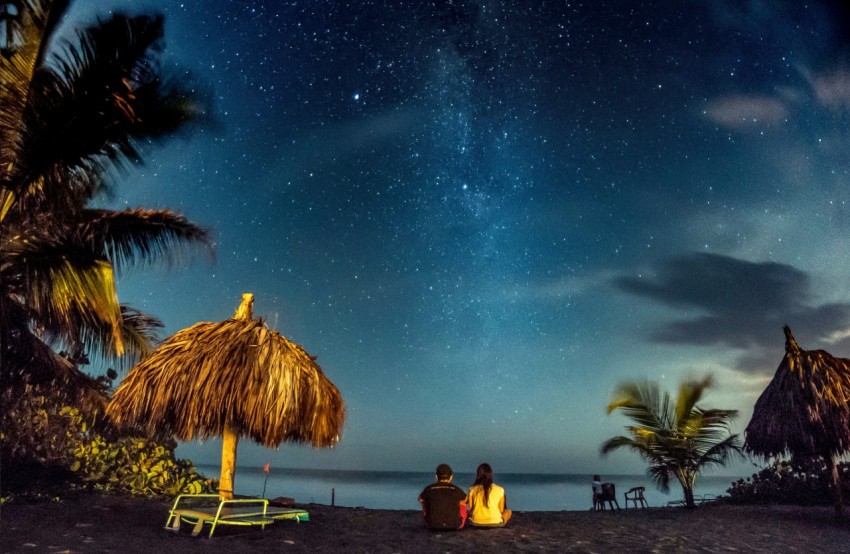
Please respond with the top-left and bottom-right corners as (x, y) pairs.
(601, 376), (743, 508)
(0, 0), (212, 412)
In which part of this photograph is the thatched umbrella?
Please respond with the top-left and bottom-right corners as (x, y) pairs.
(106, 293), (345, 499)
(745, 326), (850, 519)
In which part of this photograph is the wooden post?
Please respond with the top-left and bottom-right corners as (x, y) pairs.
(220, 293), (250, 500)
(828, 455), (845, 520)
(220, 422), (239, 500)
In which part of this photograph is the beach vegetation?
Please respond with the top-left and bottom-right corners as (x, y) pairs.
(0, 379), (215, 499)
(601, 375), (744, 508)
(726, 457), (850, 506)
(69, 434), (214, 496)
(0, 0), (214, 498)
(0, 0), (212, 410)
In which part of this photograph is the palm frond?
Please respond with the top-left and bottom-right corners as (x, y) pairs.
(697, 434), (744, 468)
(78, 208), (213, 272)
(600, 435), (641, 455)
(17, 13), (210, 203)
(5, 234), (124, 354)
(117, 305), (163, 359)
(645, 463), (672, 493)
(607, 380), (672, 433)
(674, 375), (712, 424)
(0, 186), (14, 222)
(47, 258), (123, 352)
(69, 304), (163, 371)
(0, 0), (57, 191)
(128, 68), (214, 141)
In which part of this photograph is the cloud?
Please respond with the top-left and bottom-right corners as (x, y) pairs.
(703, 95), (788, 130)
(705, 66), (850, 133)
(810, 68), (850, 112)
(823, 327), (850, 344)
(613, 253), (850, 372)
(289, 108), (420, 163)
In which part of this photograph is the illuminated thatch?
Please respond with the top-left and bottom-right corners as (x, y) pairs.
(745, 326), (850, 518)
(106, 293), (345, 499)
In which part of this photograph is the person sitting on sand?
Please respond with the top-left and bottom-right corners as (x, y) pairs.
(467, 463), (512, 527)
(418, 463), (468, 531)
(592, 474), (602, 511)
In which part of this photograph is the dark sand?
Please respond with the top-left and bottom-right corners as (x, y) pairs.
(1, 495), (848, 553)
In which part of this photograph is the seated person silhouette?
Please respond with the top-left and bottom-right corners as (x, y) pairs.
(467, 463), (512, 527)
(418, 464), (468, 531)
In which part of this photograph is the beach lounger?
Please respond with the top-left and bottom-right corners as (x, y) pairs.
(666, 494), (717, 507)
(165, 494), (309, 538)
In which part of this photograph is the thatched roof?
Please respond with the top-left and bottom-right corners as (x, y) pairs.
(1, 330), (109, 418)
(106, 293), (344, 448)
(744, 326), (850, 459)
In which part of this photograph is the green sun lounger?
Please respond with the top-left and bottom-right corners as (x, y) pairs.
(165, 494), (309, 538)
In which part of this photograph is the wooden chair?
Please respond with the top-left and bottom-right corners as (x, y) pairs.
(597, 483), (620, 511)
(624, 486), (648, 508)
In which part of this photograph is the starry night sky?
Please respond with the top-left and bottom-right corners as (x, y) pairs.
(67, 1), (850, 475)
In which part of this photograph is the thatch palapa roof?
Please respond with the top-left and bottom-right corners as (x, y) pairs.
(106, 293), (344, 499)
(745, 326), (850, 459)
(107, 293), (344, 447)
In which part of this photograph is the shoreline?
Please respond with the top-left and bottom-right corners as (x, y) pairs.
(2, 494), (849, 552)
(191, 466), (740, 512)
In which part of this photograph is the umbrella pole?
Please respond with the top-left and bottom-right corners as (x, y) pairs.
(219, 423), (239, 501)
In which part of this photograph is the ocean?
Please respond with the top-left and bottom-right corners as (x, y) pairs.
(198, 465), (742, 511)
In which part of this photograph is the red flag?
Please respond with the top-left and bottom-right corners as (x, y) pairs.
(263, 463), (270, 474)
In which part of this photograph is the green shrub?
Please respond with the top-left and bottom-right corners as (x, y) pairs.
(69, 431), (215, 496)
(0, 383), (216, 498)
(726, 457), (850, 506)
(0, 384), (86, 466)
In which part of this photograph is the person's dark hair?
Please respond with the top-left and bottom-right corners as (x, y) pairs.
(436, 463), (453, 480)
(593, 474), (600, 481)
(474, 463), (494, 507)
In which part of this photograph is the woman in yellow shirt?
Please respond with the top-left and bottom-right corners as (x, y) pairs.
(467, 463), (513, 527)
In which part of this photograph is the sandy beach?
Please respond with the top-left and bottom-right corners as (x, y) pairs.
(1, 494), (848, 553)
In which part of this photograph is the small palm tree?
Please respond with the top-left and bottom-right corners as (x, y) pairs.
(601, 376), (743, 508)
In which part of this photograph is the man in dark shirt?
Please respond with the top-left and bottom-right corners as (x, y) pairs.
(418, 463), (468, 530)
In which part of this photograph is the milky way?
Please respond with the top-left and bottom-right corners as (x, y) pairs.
(69, 1), (850, 474)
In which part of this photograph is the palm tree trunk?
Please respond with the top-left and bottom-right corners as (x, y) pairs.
(219, 422), (239, 500)
(827, 455), (845, 520)
(683, 482), (695, 508)
(677, 471), (696, 508)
